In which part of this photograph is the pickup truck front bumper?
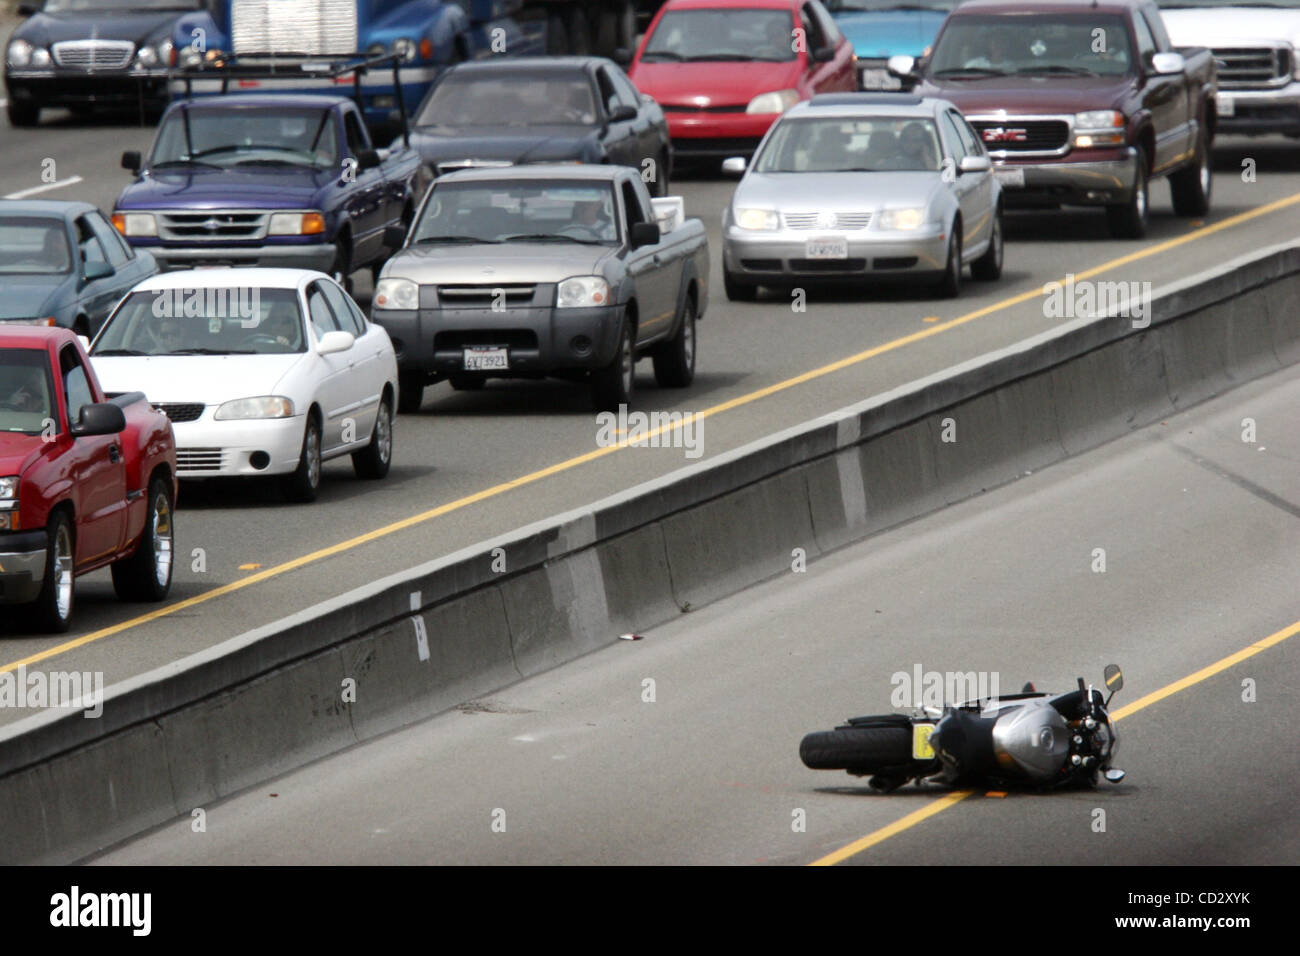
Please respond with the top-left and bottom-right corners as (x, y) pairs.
(994, 149), (1139, 208)
(137, 242), (337, 273)
(373, 303), (626, 377)
(0, 530), (48, 605)
(1215, 85), (1300, 136)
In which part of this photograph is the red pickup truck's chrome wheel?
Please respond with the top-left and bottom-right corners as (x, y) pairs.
(52, 523), (73, 623)
(152, 490), (174, 588)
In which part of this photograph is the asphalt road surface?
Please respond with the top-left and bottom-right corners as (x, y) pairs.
(4, 54), (1300, 733)
(90, 358), (1300, 864)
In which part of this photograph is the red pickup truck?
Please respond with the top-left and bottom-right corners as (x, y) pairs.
(0, 328), (177, 633)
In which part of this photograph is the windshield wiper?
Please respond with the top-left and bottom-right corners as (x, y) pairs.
(233, 158), (312, 166)
(92, 348), (149, 356)
(164, 348), (256, 355)
(502, 233), (605, 244)
(150, 158), (223, 169)
(685, 54), (761, 62)
(639, 51), (684, 62)
(933, 67), (1011, 77)
(413, 235), (501, 244)
(1015, 65), (1099, 76)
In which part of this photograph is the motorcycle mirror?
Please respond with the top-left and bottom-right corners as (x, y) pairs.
(1104, 768), (1126, 783)
(1104, 664), (1123, 695)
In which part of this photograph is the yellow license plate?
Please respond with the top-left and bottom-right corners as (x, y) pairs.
(912, 723), (936, 760)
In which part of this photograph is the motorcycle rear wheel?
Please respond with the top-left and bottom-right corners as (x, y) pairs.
(799, 727), (911, 771)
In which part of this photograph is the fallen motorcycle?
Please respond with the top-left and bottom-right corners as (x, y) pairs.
(800, 665), (1127, 792)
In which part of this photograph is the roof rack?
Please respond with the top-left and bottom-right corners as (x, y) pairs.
(170, 51), (410, 146)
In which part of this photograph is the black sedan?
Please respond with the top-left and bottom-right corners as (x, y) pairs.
(403, 57), (674, 196)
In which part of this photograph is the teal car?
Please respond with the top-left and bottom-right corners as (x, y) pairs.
(826, 0), (961, 89)
(0, 200), (157, 337)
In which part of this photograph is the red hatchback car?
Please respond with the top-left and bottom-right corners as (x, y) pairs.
(629, 0), (857, 162)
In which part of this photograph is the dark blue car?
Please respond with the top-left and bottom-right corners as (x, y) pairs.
(0, 200), (158, 336)
(112, 93), (425, 289)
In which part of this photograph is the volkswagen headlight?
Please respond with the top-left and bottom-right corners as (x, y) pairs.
(734, 207), (779, 231)
(745, 89), (800, 115)
(112, 212), (157, 237)
(213, 396), (295, 421)
(374, 278), (419, 310)
(557, 276), (609, 308)
(6, 39), (32, 68)
(878, 207), (925, 231)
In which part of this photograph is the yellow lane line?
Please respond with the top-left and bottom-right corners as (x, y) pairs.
(7, 191), (1300, 674)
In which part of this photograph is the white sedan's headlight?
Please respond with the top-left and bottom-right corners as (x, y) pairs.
(745, 89), (800, 115)
(6, 39), (32, 68)
(734, 207), (779, 231)
(213, 396), (295, 421)
(0, 476), (18, 500)
(557, 276), (610, 308)
(374, 277), (419, 310)
(878, 207), (926, 231)
(116, 212), (157, 237)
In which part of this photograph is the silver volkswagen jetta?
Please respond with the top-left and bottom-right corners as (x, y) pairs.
(721, 93), (1004, 300)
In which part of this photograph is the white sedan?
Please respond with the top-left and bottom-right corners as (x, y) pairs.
(89, 268), (398, 502)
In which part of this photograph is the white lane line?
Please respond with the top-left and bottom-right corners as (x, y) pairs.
(3, 175), (84, 199)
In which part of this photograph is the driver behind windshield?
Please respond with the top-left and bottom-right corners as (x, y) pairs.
(565, 196), (616, 241)
(0, 362), (50, 417)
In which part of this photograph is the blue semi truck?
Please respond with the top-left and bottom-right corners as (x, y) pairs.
(167, 1), (656, 129)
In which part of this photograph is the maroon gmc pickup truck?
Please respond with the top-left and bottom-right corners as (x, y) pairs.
(0, 327), (177, 633)
(891, 0), (1217, 238)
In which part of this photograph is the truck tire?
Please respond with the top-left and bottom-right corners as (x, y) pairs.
(282, 413), (322, 502)
(1169, 128), (1212, 217)
(723, 267), (757, 301)
(398, 372), (425, 413)
(652, 294), (696, 387)
(934, 226), (962, 298)
(799, 727), (912, 771)
(591, 315), (635, 412)
(330, 239), (353, 294)
(1106, 149), (1149, 239)
(352, 394), (393, 479)
(7, 100), (39, 128)
(111, 475), (175, 602)
(970, 207), (1003, 281)
(30, 511), (75, 633)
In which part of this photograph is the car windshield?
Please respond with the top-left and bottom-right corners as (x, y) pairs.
(755, 117), (943, 172)
(44, 0), (200, 10)
(417, 73), (598, 127)
(410, 181), (621, 244)
(93, 287), (307, 356)
(930, 15), (1134, 77)
(0, 217), (73, 275)
(150, 107), (339, 168)
(0, 349), (55, 435)
(827, 0), (958, 10)
(641, 9), (798, 62)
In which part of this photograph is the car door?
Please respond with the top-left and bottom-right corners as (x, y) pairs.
(85, 212), (137, 333)
(317, 278), (378, 444)
(73, 216), (121, 333)
(953, 111), (996, 251)
(341, 108), (388, 268)
(305, 281), (355, 454)
(58, 344), (127, 567)
(940, 111), (987, 253)
(1132, 10), (1187, 173)
(608, 65), (664, 177)
(594, 66), (638, 169)
(621, 176), (677, 341)
(807, 0), (857, 92)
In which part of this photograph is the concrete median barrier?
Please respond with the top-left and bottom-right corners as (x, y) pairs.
(4, 240), (1300, 863)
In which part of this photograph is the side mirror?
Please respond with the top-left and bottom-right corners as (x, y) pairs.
(608, 104), (638, 122)
(356, 148), (381, 171)
(71, 402), (126, 437)
(1150, 51), (1185, 75)
(316, 330), (355, 355)
(958, 155), (991, 174)
(1103, 664), (1123, 696)
(721, 156), (747, 177)
(812, 45), (835, 64)
(384, 224), (407, 249)
(629, 221), (660, 249)
(887, 54), (916, 78)
(613, 47), (633, 67)
(83, 260), (115, 282)
(121, 150), (142, 174)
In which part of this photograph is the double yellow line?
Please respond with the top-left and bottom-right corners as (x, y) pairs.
(6, 191), (1300, 676)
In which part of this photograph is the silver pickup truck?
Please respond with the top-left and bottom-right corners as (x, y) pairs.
(372, 165), (710, 413)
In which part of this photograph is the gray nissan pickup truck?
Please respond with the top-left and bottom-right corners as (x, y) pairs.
(371, 164), (709, 413)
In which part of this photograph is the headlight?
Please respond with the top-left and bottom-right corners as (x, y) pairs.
(734, 207), (779, 231)
(1075, 110), (1124, 130)
(0, 477), (18, 500)
(746, 89), (800, 115)
(31, 47), (51, 67)
(213, 396), (295, 421)
(268, 212), (326, 236)
(366, 42), (387, 58)
(112, 212), (157, 237)
(6, 39), (32, 68)
(374, 277), (419, 310)
(0, 317), (56, 326)
(878, 207), (925, 230)
(392, 37), (417, 62)
(556, 276), (610, 308)
(136, 45), (159, 67)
